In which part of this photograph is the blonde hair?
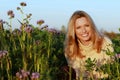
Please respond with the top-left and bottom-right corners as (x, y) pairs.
(64, 10), (103, 59)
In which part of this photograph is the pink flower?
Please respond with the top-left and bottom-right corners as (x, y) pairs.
(115, 53), (120, 58)
(37, 20), (44, 25)
(20, 2), (27, 6)
(0, 50), (8, 58)
(7, 10), (15, 18)
(31, 72), (40, 79)
(24, 25), (33, 33)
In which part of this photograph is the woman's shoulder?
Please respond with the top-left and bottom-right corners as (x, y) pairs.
(103, 36), (113, 45)
(102, 36), (114, 52)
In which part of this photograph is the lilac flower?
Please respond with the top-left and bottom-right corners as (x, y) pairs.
(16, 72), (23, 79)
(16, 69), (30, 79)
(24, 25), (33, 33)
(12, 29), (21, 36)
(115, 53), (120, 58)
(47, 28), (61, 34)
(40, 25), (48, 30)
(17, 7), (21, 10)
(10, 14), (15, 18)
(20, 2), (27, 6)
(47, 28), (57, 33)
(7, 10), (15, 18)
(37, 19), (44, 25)
(0, 19), (5, 24)
(96, 59), (102, 67)
(2, 50), (8, 56)
(21, 69), (30, 78)
(0, 19), (3, 23)
(31, 72), (40, 79)
(0, 50), (8, 58)
(7, 10), (13, 16)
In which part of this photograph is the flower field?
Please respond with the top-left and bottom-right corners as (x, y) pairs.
(0, 2), (120, 80)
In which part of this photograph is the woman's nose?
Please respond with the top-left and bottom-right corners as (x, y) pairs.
(81, 27), (86, 33)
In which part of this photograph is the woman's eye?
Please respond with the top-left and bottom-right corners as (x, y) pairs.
(85, 24), (89, 27)
(76, 26), (81, 29)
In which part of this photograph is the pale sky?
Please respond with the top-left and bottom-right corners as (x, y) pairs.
(0, 0), (120, 33)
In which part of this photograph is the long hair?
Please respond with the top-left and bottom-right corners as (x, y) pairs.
(64, 10), (103, 60)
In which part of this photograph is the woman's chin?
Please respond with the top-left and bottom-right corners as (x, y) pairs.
(81, 37), (90, 42)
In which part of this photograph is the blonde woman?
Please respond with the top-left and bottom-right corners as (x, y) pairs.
(64, 10), (114, 79)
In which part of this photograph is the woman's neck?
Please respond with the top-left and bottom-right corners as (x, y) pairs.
(79, 40), (92, 46)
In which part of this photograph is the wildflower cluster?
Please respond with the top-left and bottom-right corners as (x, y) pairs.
(7, 10), (15, 19)
(20, 2), (27, 6)
(0, 19), (5, 24)
(115, 53), (120, 59)
(16, 69), (30, 79)
(24, 25), (33, 33)
(37, 19), (45, 26)
(47, 28), (61, 34)
(0, 19), (11, 27)
(31, 72), (40, 80)
(16, 69), (40, 80)
(17, 2), (27, 11)
(17, 2), (32, 24)
(12, 29), (21, 36)
(0, 50), (8, 58)
(40, 25), (48, 30)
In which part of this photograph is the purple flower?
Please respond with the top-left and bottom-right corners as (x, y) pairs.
(115, 53), (120, 58)
(47, 28), (56, 33)
(0, 19), (5, 24)
(20, 2), (27, 6)
(12, 29), (21, 36)
(47, 28), (61, 34)
(0, 19), (3, 23)
(31, 72), (40, 79)
(37, 19), (44, 25)
(7, 10), (15, 18)
(0, 50), (8, 58)
(40, 25), (48, 30)
(2, 50), (8, 56)
(21, 69), (30, 78)
(10, 14), (15, 18)
(16, 69), (30, 79)
(17, 7), (21, 10)
(7, 10), (13, 16)
(16, 72), (23, 79)
(24, 25), (33, 33)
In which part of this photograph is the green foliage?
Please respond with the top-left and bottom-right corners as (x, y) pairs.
(85, 58), (96, 71)
(112, 37), (120, 53)
(0, 26), (67, 80)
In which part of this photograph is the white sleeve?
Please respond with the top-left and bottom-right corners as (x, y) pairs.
(103, 37), (114, 53)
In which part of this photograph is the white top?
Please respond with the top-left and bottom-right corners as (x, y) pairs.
(66, 37), (114, 79)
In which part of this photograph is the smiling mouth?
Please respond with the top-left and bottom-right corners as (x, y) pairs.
(81, 33), (88, 37)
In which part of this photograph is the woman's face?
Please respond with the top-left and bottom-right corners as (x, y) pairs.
(75, 17), (92, 45)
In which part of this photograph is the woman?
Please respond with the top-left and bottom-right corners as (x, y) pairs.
(64, 10), (114, 79)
